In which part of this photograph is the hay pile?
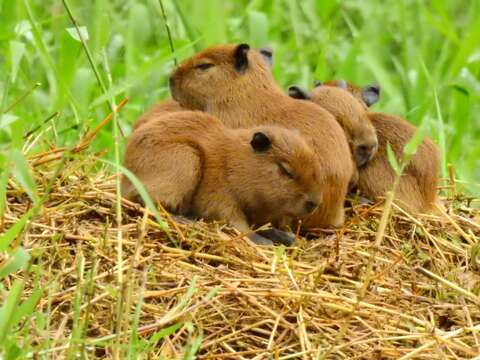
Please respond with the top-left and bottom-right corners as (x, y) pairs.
(3, 147), (480, 359)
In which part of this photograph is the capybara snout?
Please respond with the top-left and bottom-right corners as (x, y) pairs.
(354, 135), (378, 168)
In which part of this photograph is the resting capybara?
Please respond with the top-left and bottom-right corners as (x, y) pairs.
(292, 80), (440, 213)
(132, 47), (275, 131)
(169, 43), (354, 228)
(288, 85), (378, 168)
(122, 111), (323, 245)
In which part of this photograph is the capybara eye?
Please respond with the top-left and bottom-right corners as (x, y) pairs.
(278, 162), (295, 179)
(195, 63), (215, 71)
(250, 132), (271, 152)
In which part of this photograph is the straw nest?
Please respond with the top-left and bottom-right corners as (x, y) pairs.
(3, 145), (480, 359)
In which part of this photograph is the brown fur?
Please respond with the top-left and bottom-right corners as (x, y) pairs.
(316, 81), (440, 213)
(292, 85), (378, 168)
(169, 44), (354, 228)
(122, 111), (323, 240)
(133, 98), (183, 130)
(133, 48), (273, 131)
(323, 80), (365, 104)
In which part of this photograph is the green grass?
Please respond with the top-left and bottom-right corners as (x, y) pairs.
(1, 0), (480, 188)
(1, 0), (480, 357)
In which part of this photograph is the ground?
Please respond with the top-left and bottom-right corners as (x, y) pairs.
(3, 149), (480, 359)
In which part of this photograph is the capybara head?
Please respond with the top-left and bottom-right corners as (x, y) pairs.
(288, 84), (378, 167)
(318, 79), (381, 107)
(238, 126), (323, 222)
(170, 43), (272, 110)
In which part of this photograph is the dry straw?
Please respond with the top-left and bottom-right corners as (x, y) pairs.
(1, 119), (480, 358)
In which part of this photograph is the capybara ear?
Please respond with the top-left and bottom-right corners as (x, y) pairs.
(250, 132), (272, 152)
(336, 79), (347, 89)
(259, 46), (273, 67)
(313, 80), (322, 87)
(362, 84), (381, 106)
(288, 85), (311, 100)
(234, 43), (251, 73)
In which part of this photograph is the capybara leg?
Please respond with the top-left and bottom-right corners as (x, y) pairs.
(257, 228), (295, 246)
(248, 233), (275, 246)
(231, 218), (274, 246)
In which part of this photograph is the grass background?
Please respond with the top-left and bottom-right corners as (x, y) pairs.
(0, 0), (480, 357)
(1, 0), (480, 191)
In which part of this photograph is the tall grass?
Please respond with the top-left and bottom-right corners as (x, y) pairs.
(0, 0), (479, 357)
(1, 0), (479, 187)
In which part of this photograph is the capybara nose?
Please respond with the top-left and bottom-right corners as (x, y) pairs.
(304, 200), (319, 214)
(169, 75), (175, 91)
(355, 142), (378, 168)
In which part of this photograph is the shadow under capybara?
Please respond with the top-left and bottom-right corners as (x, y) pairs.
(122, 110), (323, 245)
(295, 80), (441, 214)
(169, 43), (354, 228)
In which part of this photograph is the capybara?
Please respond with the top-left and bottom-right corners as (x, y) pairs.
(288, 84), (378, 168)
(293, 80), (440, 213)
(169, 43), (354, 228)
(122, 111), (323, 245)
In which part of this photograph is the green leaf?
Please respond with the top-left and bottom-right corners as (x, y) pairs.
(147, 322), (183, 346)
(403, 124), (426, 157)
(0, 114), (19, 130)
(467, 50), (480, 63)
(9, 40), (26, 83)
(182, 324), (203, 360)
(57, 27), (82, 109)
(316, 0), (339, 21)
(128, 3), (152, 47)
(273, 244), (286, 264)
(66, 26), (89, 42)
(14, 20), (32, 36)
(10, 288), (42, 326)
(98, 158), (169, 231)
(5, 341), (22, 359)
(0, 279), (25, 344)
(162, 277), (197, 321)
(248, 10), (268, 47)
(386, 142), (401, 177)
(10, 149), (38, 203)
(0, 209), (33, 252)
(0, 247), (31, 279)
(0, 164), (9, 222)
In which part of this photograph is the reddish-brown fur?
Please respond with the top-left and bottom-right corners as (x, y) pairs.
(313, 81), (440, 213)
(357, 112), (440, 213)
(122, 111), (323, 243)
(133, 98), (183, 130)
(289, 85), (378, 168)
(169, 44), (354, 228)
(323, 80), (366, 104)
(132, 48), (273, 131)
